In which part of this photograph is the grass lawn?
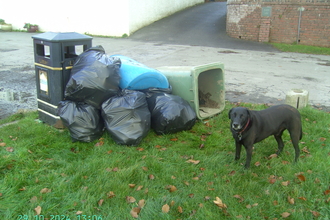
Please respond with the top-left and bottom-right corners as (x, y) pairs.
(0, 102), (329, 219)
(270, 43), (330, 56)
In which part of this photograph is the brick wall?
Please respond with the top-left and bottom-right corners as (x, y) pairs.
(226, 0), (330, 47)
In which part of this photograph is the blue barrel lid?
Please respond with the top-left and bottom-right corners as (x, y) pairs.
(111, 55), (170, 90)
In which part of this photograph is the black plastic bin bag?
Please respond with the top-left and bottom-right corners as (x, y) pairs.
(65, 45), (121, 109)
(58, 100), (104, 142)
(140, 86), (172, 98)
(101, 90), (151, 146)
(147, 93), (196, 135)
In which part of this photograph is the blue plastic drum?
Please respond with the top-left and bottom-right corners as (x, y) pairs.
(111, 55), (170, 90)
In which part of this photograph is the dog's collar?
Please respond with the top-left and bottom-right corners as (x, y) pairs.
(236, 118), (251, 141)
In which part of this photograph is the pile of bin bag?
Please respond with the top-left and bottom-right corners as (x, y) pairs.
(57, 45), (196, 145)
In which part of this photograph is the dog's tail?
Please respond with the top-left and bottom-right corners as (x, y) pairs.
(299, 127), (303, 140)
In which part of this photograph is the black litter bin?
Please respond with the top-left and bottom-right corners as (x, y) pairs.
(32, 32), (92, 128)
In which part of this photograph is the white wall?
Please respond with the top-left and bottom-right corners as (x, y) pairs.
(0, 0), (203, 36)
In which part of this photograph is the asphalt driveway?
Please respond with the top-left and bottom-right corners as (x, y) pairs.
(129, 2), (278, 52)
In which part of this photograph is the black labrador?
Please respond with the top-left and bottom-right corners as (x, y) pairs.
(228, 104), (302, 169)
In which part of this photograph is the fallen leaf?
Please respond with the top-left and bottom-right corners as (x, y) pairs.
(136, 147), (144, 152)
(251, 173), (259, 177)
(6, 147), (14, 152)
(184, 181), (190, 186)
(287, 196), (295, 204)
(144, 188), (149, 194)
(310, 210), (320, 217)
(170, 201), (175, 206)
(190, 209), (197, 217)
(269, 178), (276, 184)
(94, 140), (104, 147)
(30, 196), (38, 203)
(178, 206), (183, 213)
(246, 204), (252, 209)
(171, 175), (176, 179)
(192, 177), (199, 180)
(107, 191), (115, 198)
(324, 190), (330, 195)
(40, 188), (51, 194)
(170, 138), (178, 141)
(252, 203), (258, 207)
(70, 147), (78, 153)
(132, 207), (141, 214)
(297, 174), (306, 182)
(148, 174), (155, 180)
(129, 184), (136, 188)
(138, 199), (145, 208)
(281, 181), (290, 186)
(166, 185), (177, 192)
(112, 167), (119, 172)
(162, 204), (170, 213)
(136, 185), (143, 191)
(133, 207), (141, 214)
(98, 199), (104, 206)
(302, 147), (310, 154)
(34, 206), (42, 215)
(76, 211), (83, 215)
(142, 166), (148, 171)
(281, 212), (290, 218)
(319, 137), (326, 141)
(188, 193), (194, 198)
(268, 154), (278, 159)
(186, 159), (200, 165)
(254, 161), (261, 166)
(130, 208), (139, 218)
(229, 170), (236, 176)
(19, 187), (26, 191)
(199, 144), (205, 149)
(213, 197), (227, 209)
(0, 142), (6, 147)
(233, 195), (244, 203)
(298, 197), (307, 201)
(126, 196), (136, 203)
(273, 200), (278, 206)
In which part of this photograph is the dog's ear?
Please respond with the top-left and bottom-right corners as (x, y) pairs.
(246, 108), (251, 119)
(228, 108), (233, 119)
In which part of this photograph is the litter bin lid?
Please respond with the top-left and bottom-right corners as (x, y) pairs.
(32, 32), (92, 42)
